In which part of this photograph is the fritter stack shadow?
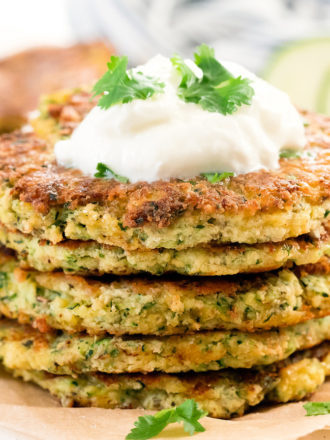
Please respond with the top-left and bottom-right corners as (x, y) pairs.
(0, 90), (329, 418)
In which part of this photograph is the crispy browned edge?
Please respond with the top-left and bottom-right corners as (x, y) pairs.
(0, 43), (113, 132)
(0, 94), (329, 229)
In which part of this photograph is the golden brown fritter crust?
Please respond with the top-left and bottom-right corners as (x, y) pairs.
(295, 255), (330, 276)
(44, 90), (98, 138)
(0, 109), (330, 231)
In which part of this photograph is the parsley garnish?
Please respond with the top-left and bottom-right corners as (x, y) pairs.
(94, 162), (129, 183)
(171, 44), (254, 115)
(126, 399), (207, 440)
(201, 171), (234, 183)
(279, 149), (303, 159)
(303, 401), (330, 416)
(92, 55), (165, 109)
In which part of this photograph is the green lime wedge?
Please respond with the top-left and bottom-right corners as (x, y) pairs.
(317, 68), (330, 114)
(263, 38), (330, 115)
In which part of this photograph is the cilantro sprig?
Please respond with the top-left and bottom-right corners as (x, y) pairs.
(93, 45), (254, 116)
(94, 162), (129, 183)
(171, 44), (255, 115)
(303, 401), (330, 416)
(126, 399), (207, 440)
(201, 171), (234, 183)
(92, 55), (165, 109)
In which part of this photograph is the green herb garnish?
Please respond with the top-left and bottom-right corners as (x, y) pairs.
(303, 401), (330, 416)
(92, 55), (165, 109)
(201, 171), (234, 183)
(94, 162), (129, 183)
(93, 45), (254, 115)
(171, 44), (254, 115)
(279, 149), (303, 159)
(126, 399), (207, 440)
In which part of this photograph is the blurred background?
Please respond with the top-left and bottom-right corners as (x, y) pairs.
(0, 0), (329, 132)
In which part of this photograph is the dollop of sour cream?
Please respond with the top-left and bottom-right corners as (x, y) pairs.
(55, 55), (306, 183)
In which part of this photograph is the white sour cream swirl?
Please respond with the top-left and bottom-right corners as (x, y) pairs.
(55, 55), (306, 183)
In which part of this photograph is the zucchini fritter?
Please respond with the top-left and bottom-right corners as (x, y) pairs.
(0, 108), (329, 252)
(0, 44), (112, 134)
(9, 342), (330, 418)
(0, 224), (329, 276)
(0, 317), (329, 375)
(0, 252), (329, 335)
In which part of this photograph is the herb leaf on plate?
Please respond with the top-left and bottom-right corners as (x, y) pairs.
(303, 402), (330, 416)
(126, 399), (207, 440)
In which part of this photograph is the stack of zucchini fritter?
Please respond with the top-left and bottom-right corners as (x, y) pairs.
(0, 91), (329, 418)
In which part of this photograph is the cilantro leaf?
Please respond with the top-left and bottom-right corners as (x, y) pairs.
(303, 402), (330, 416)
(92, 55), (165, 109)
(174, 399), (207, 435)
(201, 171), (234, 183)
(171, 54), (196, 88)
(126, 399), (207, 440)
(126, 411), (173, 440)
(94, 162), (129, 183)
(171, 44), (254, 115)
(208, 76), (255, 114)
(194, 44), (232, 85)
(279, 149), (303, 159)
